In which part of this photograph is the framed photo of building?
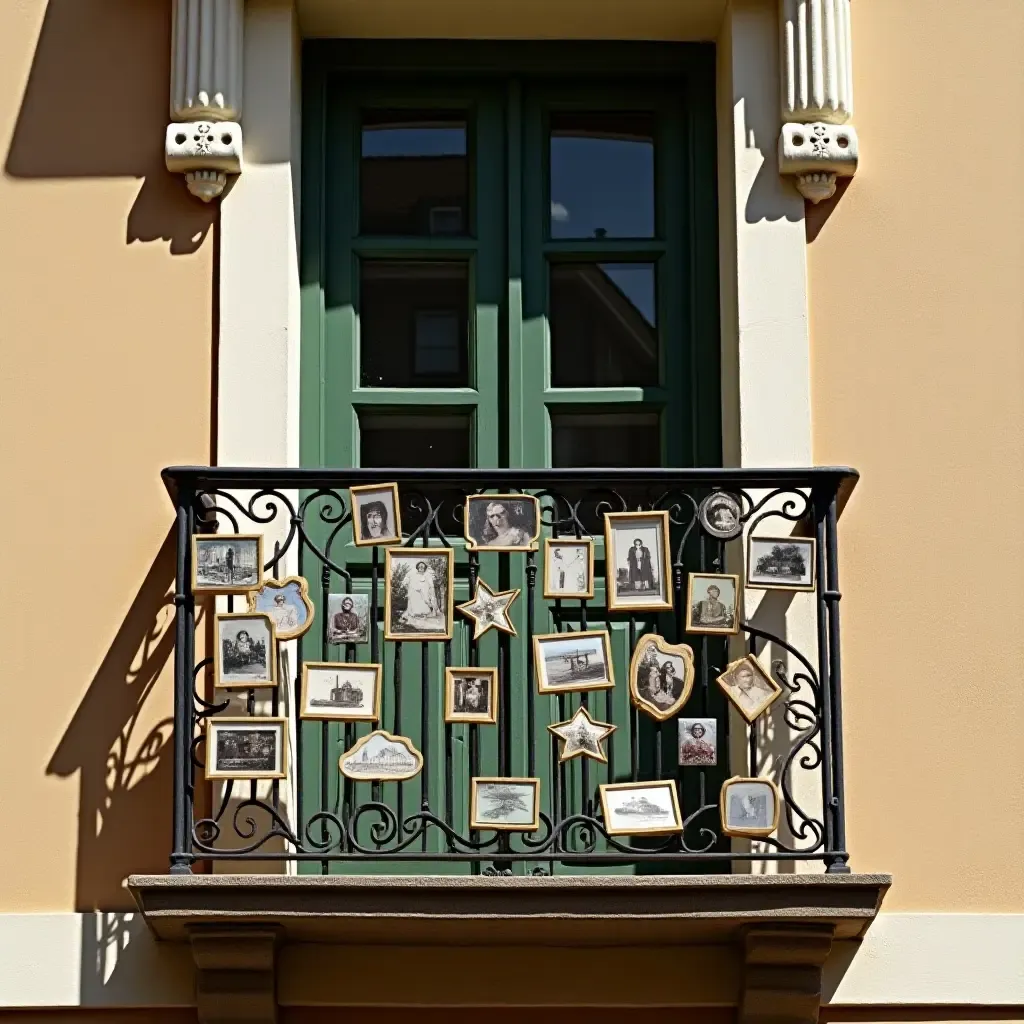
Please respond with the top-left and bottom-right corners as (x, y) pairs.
(192, 534), (263, 594)
(720, 776), (781, 837)
(603, 510), (673, 612)
(350, 482), (402, 546)
(685, 572), (740, 635)
(746, 536), (816, 592)
(326, 593), (371, 645)
(247, 576), (314, 640)
(463, 494), (540, 552)
(543, 537), (595, 600)
(716, 655), (782, 723)
(445, 667), (498, 724)
(205, 717), (287, 780)
(469, 777), (541, 831)
(384, 548), (455, 641)
(339, 731), (423, 781)
(599, 780), (683, 837)
(300, 662), (382, 722)
(533, 630), (614, 694)
(629, 634), (695, 721)
(214, 612), (276, 689)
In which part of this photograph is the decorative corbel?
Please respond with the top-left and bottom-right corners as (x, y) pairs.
(778, 0), (859, 203)
(189, 926), (279, 1024)
(166, 0), (245, 202)
(740, 924), (835, 1024)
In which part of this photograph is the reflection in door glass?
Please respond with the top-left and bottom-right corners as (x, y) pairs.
(360, 411), (472, 468)
(551, 410), (660, 467)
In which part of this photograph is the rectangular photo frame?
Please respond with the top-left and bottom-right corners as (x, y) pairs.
(205, 717), (287, 781)
(603, 511), (673, 612)
(300, 662), (382, 722)
(214, 611), (277, 690)
(463, 494), (540, 552)
(746, 535), (817, 592)
(445, 667), (499, 724)
(542, 537), (595, 600)
(350, 482), (403, 547)
(384, 548), (455, 641)
(192, 533), (264, 595)
(685, 572), (741, 635)
(600, 780), (683, 837)
(534, 630), (615, 694)
(469, 777), (541, 831)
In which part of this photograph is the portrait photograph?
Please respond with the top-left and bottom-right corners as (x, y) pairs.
(698, 491), (743, 540)
(300, 662), (381, 721)
(384, 549), (454, 641)
(686, 572), (740, 635)
(629, 634), (695, 721)
(247, 576), (313, 640)
(534, 630), (614, 694)
(746, 536), (816, 591)
(678, 717), (718, 767)
(445, 668), (498, 724)
(716, 654), (782, 723)
(350, 482), (402, 546)
(339, 730), (423, 781)
(463, 494), (540, 552)
(604, 511), (673, 612)
(327, 592), (370, 645)
(214, 612), (276, 689)
(543, 538), (594, 600)
(205, 717), (287, 780)
(720, 776), (781, 837)
(600, 780), (683, 837)
(470, 777), (541, 831)
(192, 534), (263, 594)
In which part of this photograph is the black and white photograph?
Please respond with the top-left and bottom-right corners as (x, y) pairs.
(445, 668), (498, 724)
(456, 579), (519, 639)
(604, 511), (673, 612)
(300, 661), (381, 721)
(678, 718), (718, 767)
(350, 482), (403, 546)
(600, 780), (683, 837)
(192, 534), (263, 594)
(686, 572), (740, 635)
(543, 538), (595, 599)
(214, 612), (276, 689)
(629, 634), (695, 721)
(720, 776), (781, 837)
(247, 576), (314, 640)
(716, 655), (782, 723)
(339, 730), (423, 781)
(470, 778), (541, 831)
(547, 705), (616, 764)
(698, 491), (743, 540)
(326, 593), (370, 645)
(747, 536), (816, 591)
(384, 549), (454, 641)
(533, 630), (614, 694)
(205, 718), (287, 780)
(463, 494), (540, 551)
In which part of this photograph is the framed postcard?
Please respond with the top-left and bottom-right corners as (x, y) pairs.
(686, 572), (740, 635)
(445, 667), (498, 724)
(326, 593), (370, 645)
(600, 780), (683, 837)
(746, 535), (816, 592)
(463, 494), (540, 552)
(533, 630), (614, 694)
(339, 730), (423, 781)
(300, 662), (381, 722)
(384, 548), (455, 641)
(716, 654), (782, 723)
(470, 777), (541, 831)
(698, 491), (742, 541)
(350, 482), (402, 546)
(604, 510), (673, 612)
(205, 717), (287, 780)
(247, 576), (314, 640)
(192, 534), (263, 594)
(720, 776), (781, 837)
(456, 580), (519, 639)
(678, 718), (717, 766)
(543, 537), (594, 600)
(214, 612), (276, 690)
(629, 634), (695, 721)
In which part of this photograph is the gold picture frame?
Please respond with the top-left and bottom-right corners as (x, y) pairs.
(716, 654), (783, 723)
(445, 667), (498, 724)
(469, 777), (541, 831)
(246, 575), (314, 640)
(213, 611), (277, 690)
(300, 662), (382, 722)
(339, 730), (423, 781)
(533, 630), (615, 694)
(746, 535), (817, 592)
(192, 533), (264, 595)
(349, 482), (403, 547)
(384, 548), (455, 641)
(542, 537), (595, 600)
(603, 510), (674, 612)
(456, 580), (520, 639)
(205, 717), (288, 781)
(719, 776), (782, 837)
(628, 634), (695, 722)
(685, 572), (741, 635)
(599, 780), (683, 837)
(463, 494), (541, 552)
(547, 705), (616, 764)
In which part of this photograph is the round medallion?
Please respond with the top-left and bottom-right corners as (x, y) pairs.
(698, 491), (743, 540)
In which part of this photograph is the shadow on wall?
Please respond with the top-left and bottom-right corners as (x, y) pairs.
(4, 0), (215, 255)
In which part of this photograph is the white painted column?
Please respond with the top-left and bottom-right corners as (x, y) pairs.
(778, 0), (859, 203)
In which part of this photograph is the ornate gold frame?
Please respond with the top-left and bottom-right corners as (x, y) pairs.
(213, 611), (277, 690)
(444, 667), (499, 724)
(469, 777), (541, 831)
(603, 510), (674, 612)
(300, 661), (382, 722)
(463, 494), (541, 552)
(384, 548), (455, 641)
(205, 716), (288, 781)
(716, 654), (783, 724)
(339, 730), (423, 781)
(456, 579), (520, 639)
(191, 533), (264, 595)
(246, 575), (314, 640)
(547, 705), (616, 764)
(542, 537), (595, 600)
(628, 634), (695, 722)
(350, 482), (403, 547)
(719, 775), (782, 837)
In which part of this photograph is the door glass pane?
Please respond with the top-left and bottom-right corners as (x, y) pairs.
(360, 411), (472, 468)
(361, 111), (469, 236)
(550, 112), (655, 239)
(360, 261), (470, 387)
(550, 262), (657, 387)
(551, 410), (660, 467)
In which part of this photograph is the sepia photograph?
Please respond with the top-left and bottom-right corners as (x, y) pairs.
(214, 612), (276, 689)
(698, 491), (743, 540)
(548, 705), (616, 764)
(463, 494), (540, 551)
(326, 593), (370, 645)
(350, 482), (403, 546)
(205, 718), (287, 780)
(604, 511), (673, 612)
(534, 630), (614, 694)
(456, 579), (519, 639)
(470, 777), (541, 831)
(678, 718), (718, 767)
(747, 536), (816, 591)
(247, 576), (313, 640)
(339, 730), (423, 781)
(600, 780), (683, 837)
(629, 634), (695, 721)
(300, 662), (381, 721)
(445, 667), (498, 724)
(686, 573), (740, 635)
(384, 549), (455, 641)
(716, 655), (782, 723)
(192, 534), (263, 594)
(720, 776), (781, 837)
(543, 538), (595, 599)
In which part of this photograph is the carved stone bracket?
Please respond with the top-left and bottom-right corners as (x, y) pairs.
(189, 926), (279, 1024)
(779, 121), (859, 204)
(740, 924), (834, 1024)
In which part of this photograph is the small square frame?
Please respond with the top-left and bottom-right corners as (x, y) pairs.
(469, 777), (541, 831)
(685, 572), (741, 635)
(205, 716), (288, 781)
(745, 535), (817, 592)
(542, 537), (595, 600)
(533, 629), (615, 694)
(603, 510), (674, 613)
(350, 482), (403, 547)
(599, 780), (683, 837)
(213, 611), (277, 690)
(192, 533), (264, 595)
(384, 547), (456, 642)
(445, 667), (499, 724)
(719, 775), (782, 837)
(716, 654), (783, 724)
(300, 661), (382, 722)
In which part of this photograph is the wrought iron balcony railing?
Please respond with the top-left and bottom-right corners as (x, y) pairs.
(164, 466), (856, 876)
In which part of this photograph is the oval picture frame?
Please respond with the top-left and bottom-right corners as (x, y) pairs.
(246, 575), (315, 640)
(628, 634), (695, 721)
(698, 491), (743, 541)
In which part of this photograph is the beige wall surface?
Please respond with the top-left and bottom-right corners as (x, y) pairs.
(0, 0), (214, 911)
(808, 0), (1024, 910)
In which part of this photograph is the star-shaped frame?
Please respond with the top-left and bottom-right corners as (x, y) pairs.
(547, 705), (616, 764)
(456, 579), (520, 639)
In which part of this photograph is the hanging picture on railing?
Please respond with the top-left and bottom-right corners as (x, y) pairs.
(678, 718), (718, 766)
(698, 491), (743, 541)
(205, 717), (287, 781)
(543, 537), (594, 599)
(192, 534), (263, 594)
(247, 576), (314, 640)
(603, 510), (673, 612)
(349, 482), (403, 547)
(470, 778), (541, 831)
(685, 572), (740, 635)
(384, 548), (455, 641)
(547, 705), (616, 764)
(629, 634), (695, 721)
(326, 593), (370, 645)
(456, 579), (520, 639)
(719, 776), (781, 837)
(213, 612), (277, 689)
(445, 668), (498, 724)
(300, 662), (381, 722)
(533, 630), (615, 693)
(463, 493), (540, 551)
(599, 780), (683, 837)
(339, 730), (423, 781)
(746, 535), (816, 592)
(716, 654), (782, 723)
